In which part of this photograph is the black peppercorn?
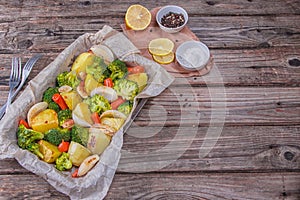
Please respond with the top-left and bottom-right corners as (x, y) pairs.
(161, 12), (185, 28)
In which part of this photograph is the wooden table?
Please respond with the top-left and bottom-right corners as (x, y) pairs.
(1, 1), (300, 199)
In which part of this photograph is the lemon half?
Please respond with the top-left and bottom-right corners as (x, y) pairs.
(125, 5), (151, 31)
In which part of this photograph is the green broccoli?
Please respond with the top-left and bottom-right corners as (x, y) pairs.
(57, 71), (80, 88)
(55, 152), (72, 171)
(58, 109), (72, 127)
(83, 94), (111, 114)
(17, 124), (44, 159)
(48, 102), (60, 113)
(42, 87), (59, 104)
(108, 59), (128, 81)
(86, 56), (110, 83)
(113, 79), (139, 101)
(44, 128), (71, 146)
(117, 101), (133, 115)
(71, 125), (89, 146)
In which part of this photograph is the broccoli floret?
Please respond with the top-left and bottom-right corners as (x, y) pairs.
(71, 125), (89, 146)
(86, 56), (110, 83)
(27, 143), (44, 159)
(17, 124), (44, 159)
(113, 79), (139, 101)
(55, 152), (72, 171)
(57, 71), (80, 88)
(58, 109), (72, 127)
(42, 87), (59, 104)
(117, 101), (133, 115)
(44, 128), (71, 146)
(83, 94), (111, 115)
(108, 59), (128, 81)
(48, 102), (60, 113)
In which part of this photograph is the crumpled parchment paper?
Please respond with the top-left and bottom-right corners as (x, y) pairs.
(0, 25), (174, 199)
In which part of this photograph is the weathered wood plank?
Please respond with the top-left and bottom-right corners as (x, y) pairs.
(0, 45), (299, 98)
(1, 126), (299, 173)
(0, 172), (299, 199)
(107, 172), (300, 200)
(120, 125), (300, 172)
(0, 0), (299, 20)
(0, 15), (299, 53)
(0, 174), (69, 199)
(1, 86), (299, 125)
(131, 87), (300, 126)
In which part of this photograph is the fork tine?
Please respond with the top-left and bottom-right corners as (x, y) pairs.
(24, 54), (42, 70)
(17, 57), (22, 82)
(14, 58), (18, 81)
(10, 58), (16, 81)
(6, 57), (21, 112)
(13, 58), (18, 81)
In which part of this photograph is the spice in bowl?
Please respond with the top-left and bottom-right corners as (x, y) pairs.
(156, 5), (188, 33)
(161, 12), (185, 28)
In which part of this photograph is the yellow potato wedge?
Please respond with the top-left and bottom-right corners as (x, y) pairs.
(31, 109), (58, 133)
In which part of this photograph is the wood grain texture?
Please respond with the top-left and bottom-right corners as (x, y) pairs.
(0, 0), (299, 199)
(0, 0), (299, 19)
(0, 172), (299, 200)
(0, 45), (299, 91)
(107, 172), (300, 200)
(1, 125), (299, 174)
(129, 87), (300, 126)
(1, 15), (299, 54)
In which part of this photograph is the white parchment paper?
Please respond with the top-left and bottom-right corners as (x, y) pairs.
(0, 25), (174, 199)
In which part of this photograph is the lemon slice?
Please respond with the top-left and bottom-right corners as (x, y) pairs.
(152, 52), (175, 64)
(125, 4), (151, 31)
(148, 38), (174, 56)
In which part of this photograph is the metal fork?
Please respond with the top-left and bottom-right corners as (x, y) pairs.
(6, 58), (22, 112)
(0, 54), (42, 119)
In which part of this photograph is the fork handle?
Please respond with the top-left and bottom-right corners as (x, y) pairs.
(0, 103), (6, 120)
(0, 81), (24, 120)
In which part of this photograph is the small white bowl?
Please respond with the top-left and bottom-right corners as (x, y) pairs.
(176, 41), (210, 71)
(156, 5), (188, 34)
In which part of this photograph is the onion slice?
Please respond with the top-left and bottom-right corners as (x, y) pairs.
(90, 86), (118, 102)
(100, 110), (127, 120)
(90, 44), (114, 64)
(77, 154), (100, 177)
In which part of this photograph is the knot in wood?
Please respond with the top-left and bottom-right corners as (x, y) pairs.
(288, 58), (300, 67)
(284, 151), (295, 161)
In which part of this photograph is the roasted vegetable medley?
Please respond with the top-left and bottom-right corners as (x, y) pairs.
(16, 45), (148, 177)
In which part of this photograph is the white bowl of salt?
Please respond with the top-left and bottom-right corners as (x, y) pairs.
(176, 41), (210, 71)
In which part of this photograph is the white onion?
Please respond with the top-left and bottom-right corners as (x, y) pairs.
(100, 110), (127, 120)
(90, 44), (114, 63)
(90, 86), (118, 102)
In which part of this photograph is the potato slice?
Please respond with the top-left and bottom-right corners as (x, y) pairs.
(38, 140), (62, 163)
(68, 141), (91, 166)
(27, 102), (48, 127)
(100, 117), (125, 132)
(87, 128), (111, 155)
(71, 52), (95, 74)
(31, 109), (58, 133)
(84, 74), (99, 95)
(127, 72), (148, 92)
(60, 91), (82, 110)
(72, 102), (93, 127)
